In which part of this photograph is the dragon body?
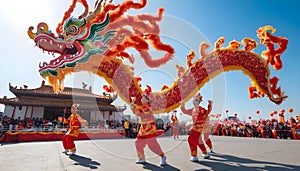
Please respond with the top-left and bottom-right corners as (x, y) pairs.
(28, 0), (288, 114)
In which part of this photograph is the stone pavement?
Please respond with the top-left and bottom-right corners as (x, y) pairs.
(0, 135), (300, 171)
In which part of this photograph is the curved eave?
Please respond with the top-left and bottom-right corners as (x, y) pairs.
(0, 97), (117, 111)
(115, 105), (127, 112)
(0, 97), (19, 106)
(9, 83), (116, 104)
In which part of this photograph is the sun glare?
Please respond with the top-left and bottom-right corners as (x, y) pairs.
(0, 0), (52, 28)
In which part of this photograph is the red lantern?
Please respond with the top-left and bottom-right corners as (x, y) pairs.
(256, 110), (260, 114)
(270, 113), (273, 117)
(234, 113), (237, 117)
(273, 110), (278, 115)
(288, 108), (293, 113)
(225, 109), (229, 113)
(280, 109), (285, 113)
(248, 116), (252, 120)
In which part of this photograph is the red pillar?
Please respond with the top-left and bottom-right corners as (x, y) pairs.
(11, 106), (17, 119)
(30, 106), (34, 120)
(23, 106), (29, 120)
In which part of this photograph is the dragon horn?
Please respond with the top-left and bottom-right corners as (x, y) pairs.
(56, 0), (89, 34)
(87, 0), (105, 22)
(78, 0), (89, 19)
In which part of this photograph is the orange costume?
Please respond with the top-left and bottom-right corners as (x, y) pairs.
(171, 110), (179, 140)
(202, 113), (213, 150)
(289, 117), (299, 140)
(62, 104), (87, 155)
(181, 93), (213, 161)
(130, 88), (166, 166)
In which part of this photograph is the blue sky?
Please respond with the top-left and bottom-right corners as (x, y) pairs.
(0, 0), (299, 121)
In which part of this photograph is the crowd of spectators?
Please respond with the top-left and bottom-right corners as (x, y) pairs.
(0, 114), (144, 138)
(0, 115), (127, 136)
(0, 115), (58, 133)
(1, 114), (300, 141)
(93, 119), (123, 130)
(211, 116), (300, 140)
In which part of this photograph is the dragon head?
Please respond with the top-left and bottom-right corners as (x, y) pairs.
(28, 12), (114, 78)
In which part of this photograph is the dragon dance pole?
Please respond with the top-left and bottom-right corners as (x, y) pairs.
(225, 110), (229, 121)
(63, 107), (66, 129)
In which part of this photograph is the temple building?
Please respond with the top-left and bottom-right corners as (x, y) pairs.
(0, 81), (126, 125)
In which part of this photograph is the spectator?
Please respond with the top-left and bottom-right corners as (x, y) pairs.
(123, 119), (130, 138)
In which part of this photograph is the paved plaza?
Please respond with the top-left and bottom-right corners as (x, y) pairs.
(0, 135), (299, 171)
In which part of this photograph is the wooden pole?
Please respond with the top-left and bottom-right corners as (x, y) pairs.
(63, 107), (66, 129)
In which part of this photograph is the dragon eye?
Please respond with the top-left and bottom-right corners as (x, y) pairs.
(67, 26), (78, 35)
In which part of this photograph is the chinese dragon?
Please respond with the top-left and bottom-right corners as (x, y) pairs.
(28, 0), (288, 114)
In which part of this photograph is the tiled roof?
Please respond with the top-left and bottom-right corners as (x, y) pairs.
(0, 81), (124, 111)
(9, 81), (117, 103)
(0, 96), (118, 111)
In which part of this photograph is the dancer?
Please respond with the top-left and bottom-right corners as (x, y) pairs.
(171, 110), (179, 140)
(181, 93), (213, 161)
(130, 87), (167, 166)
(62, 104), (87, 155)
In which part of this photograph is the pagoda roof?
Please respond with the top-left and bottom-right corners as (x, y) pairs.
(0, 81), (125, 111)
(0, 97), (119, 111)
(8, 81), (117, 103)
